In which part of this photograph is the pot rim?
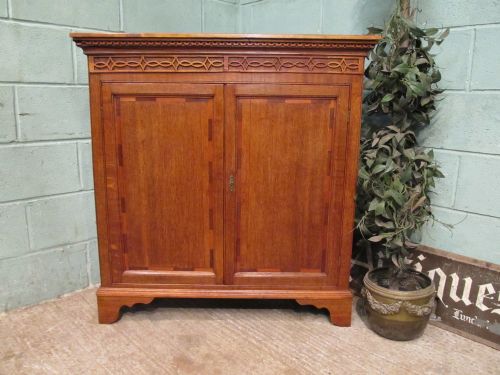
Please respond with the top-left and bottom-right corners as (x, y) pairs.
(363, 267), (435, 300)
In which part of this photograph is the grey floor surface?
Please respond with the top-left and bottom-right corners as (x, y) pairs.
(1, 288), (498, 374)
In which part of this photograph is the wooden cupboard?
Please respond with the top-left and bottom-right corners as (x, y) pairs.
(71, 33), (379, 325)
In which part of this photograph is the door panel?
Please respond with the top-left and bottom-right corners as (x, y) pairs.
(101, 83), (224, 285)
(224, 84), (350, 287)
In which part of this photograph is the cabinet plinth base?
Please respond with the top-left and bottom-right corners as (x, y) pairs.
(97, 294), (154, 324)
(296, 297), (352, 326)
(96, 287), (352, 326)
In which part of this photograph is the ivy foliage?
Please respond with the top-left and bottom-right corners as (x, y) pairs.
(356, 5), (448, 267)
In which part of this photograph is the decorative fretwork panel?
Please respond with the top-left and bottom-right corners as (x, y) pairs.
(92, 56), (225, 72)
(227, 56), (360, 73)
(90, 55), (362, 74)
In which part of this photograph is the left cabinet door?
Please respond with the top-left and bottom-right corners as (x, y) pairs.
(99, 83), (224, 286)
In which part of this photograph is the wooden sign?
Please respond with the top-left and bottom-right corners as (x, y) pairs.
(410, 246), (499, 349)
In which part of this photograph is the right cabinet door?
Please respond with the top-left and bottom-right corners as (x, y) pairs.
(225, 84), (351, 287)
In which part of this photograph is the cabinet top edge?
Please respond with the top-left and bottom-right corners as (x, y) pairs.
(70, 32), (381, 41)
(70, 32), (380, 53)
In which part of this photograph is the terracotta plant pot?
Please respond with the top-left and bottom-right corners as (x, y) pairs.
(362, 267), (435, 341)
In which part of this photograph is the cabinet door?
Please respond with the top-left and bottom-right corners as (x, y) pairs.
(101, 83), (224, 285)
(225, 84), (351, 287)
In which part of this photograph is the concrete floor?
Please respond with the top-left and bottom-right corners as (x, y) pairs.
(1, 288), (498, 374)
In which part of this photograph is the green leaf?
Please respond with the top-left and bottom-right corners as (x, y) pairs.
(359, 167), (370, 180)
(368, 199), (380, 212)
(420, 96), (432, 106)
(402, 148), (416, 159)
(379, 134), (393, 145)
(425, 28), (439, 36)
(375, 218), (395, 229)
(407, 81), (427, 96)
(410, 26), (426, 38)
(392, 63), (411, 74)
(381, 93), (395, 103)
(367, 101), (379, 112)
(400, 167), (413, 183)
(434, 169), (445, 178)
(375, 200), (386, 216)
(367, 27), (383, 34)
(415, 154), (431, 162)
(372, 164), (386, 174)
(368, 235), (385, 243)
(431, 69), (441, 83)
(415, 58), (429, 66)
(387, 189), (404, 206)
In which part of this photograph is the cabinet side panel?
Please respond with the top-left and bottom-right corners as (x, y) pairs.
(89, 74), (112, 286)
(338, 76), (363, 288)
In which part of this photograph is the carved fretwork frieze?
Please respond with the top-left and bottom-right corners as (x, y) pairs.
(93, 56), (225, 72)
(90, 55), (362, 74)
(227, 56), (360, 73)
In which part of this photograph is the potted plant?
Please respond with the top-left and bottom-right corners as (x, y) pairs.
(355, 0), (448, 340)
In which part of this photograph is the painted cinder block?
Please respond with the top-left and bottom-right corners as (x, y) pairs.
(78, 141), (94, 190)
(0, 144), (80, 202)
(11, 0), (121, 30)
(122, 0), (202, 32)
(0, 22), (73, 83)
(0, 86), (16, 143)
(0, 203), (29, 260)
(420, 206), (500, 265)
(471, 27), (500, 90)
(454, 154), (500, 218)
(239, 3), (252, 33)
(430, 149), (459, 209)
(17, 0), (120, 30)
(75, 47), (89, 84)
(17, 86), (90, 141)
(204, 0), (238, 33)
(242, 0), (322, 34)
(27, 192), (97, 250)
(0, 0), (6, 19)
(416, 0), (500, 28)
(87, 239), (100, 285)
(419, 93), (500, 155)
(322, 0), (393, 34)
(0, 243), (88, 312)
(434, 29), (473, 90)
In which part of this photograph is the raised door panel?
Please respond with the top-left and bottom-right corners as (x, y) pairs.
(101, 83), (224, 285)
(225, 84), (351, 287)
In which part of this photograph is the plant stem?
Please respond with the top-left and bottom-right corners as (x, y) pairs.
(400, 0), (411, 19)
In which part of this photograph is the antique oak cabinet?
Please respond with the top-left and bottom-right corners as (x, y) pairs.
(71, 33), (379, 325)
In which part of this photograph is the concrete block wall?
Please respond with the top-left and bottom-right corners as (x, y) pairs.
(240, 0), (394, 34)
(415, 0), (500, 265)
(1, 0), (498, 311)
(0, 0), (238, 312)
